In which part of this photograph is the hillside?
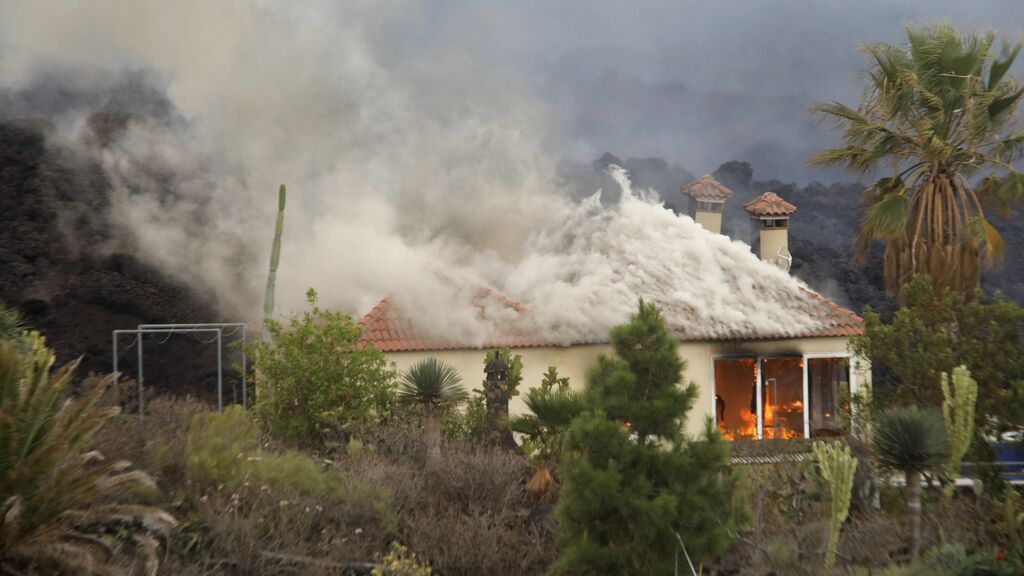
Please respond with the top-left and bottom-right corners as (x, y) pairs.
(0, 120), (232, 399)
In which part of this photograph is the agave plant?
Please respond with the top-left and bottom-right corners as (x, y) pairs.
(873, 407), (951, 561)
(812, 23), (1024, 298)
(399, 358), (468, 473)
(0, 332), (176, 575)
(509, 367), (584, 501)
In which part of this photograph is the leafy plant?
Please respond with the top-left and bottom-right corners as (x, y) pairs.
(372, 542), (433, 576)
(852, 275), (1024, 434)
(482, 347), (523, 398)
(813, 441), (858, 567)
(399, 358), (468, 473)
(443, 391), (487, 442)
(941, 366), (978, 496)
(873, 407), (951, 560)
(0, 332), (175, 574)
(509, 367), (583, 500)
(246, 288), (397, 444)
(811, 23), (1024, 298)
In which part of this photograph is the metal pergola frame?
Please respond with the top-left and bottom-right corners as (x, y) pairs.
(112, 323), (249, 419)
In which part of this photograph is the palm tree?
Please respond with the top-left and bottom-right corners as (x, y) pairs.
(873, 407), (951, 561)
(1, 332), (176, 575)
(399, 358), (468, 473)
(509, 375), (584, 500)
(811, 23), (1024, 298)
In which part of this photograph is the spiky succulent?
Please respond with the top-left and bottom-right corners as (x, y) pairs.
(0, 332), (175, 575)
(873, 407), (951, 474)
(399, 358), (468, 407)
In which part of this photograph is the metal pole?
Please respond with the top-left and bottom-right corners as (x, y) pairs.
(241, 325), (248, 409)
(217, 329), (223, 412)
(802, 355), (810, 439)
(112, 333), (119, 386)
(755, 358), (763, 440)
(137, 332), (144, 420)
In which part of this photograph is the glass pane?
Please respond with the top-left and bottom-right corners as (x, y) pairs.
(808, 357), (850, 438)
(714, 358), (757, 440)
(761, 358), (804, 439)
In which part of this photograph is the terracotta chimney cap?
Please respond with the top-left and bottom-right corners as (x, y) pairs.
(680, 175), (733, 202)
(743, 192), (796, 217)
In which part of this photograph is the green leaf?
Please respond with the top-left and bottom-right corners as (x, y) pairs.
(988, 87), (1024, 122)
(988, 40), (1023, 88)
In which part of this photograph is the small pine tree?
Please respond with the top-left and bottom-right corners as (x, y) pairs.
(549, 299), (740, 575)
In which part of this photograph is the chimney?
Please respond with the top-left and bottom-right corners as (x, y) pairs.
(742, 192), (796, 271)
(680, 175), (733, 235)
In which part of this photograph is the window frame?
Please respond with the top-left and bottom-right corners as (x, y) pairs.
(711, 351), (860, 439)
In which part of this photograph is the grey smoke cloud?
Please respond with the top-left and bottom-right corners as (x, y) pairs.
(0, 0), (1020, 332)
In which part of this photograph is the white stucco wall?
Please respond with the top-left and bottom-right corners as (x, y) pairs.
(385, 335), (867, 438)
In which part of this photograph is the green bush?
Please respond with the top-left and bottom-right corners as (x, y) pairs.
(186, 406), (261, 489)
(444, 392), (487, 441)
(246, 288), (398, 444)
(184, 407), (395, 529)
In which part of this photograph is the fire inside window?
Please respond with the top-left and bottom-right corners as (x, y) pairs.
(714, 356), (850, 440)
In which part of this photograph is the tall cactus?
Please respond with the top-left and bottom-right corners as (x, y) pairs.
(813, 441), (858, 567)
(941, 365), (977, 496)
(262, 184), (287, 343)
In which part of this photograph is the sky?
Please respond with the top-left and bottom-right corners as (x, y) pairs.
(413, 0), (1024, 182)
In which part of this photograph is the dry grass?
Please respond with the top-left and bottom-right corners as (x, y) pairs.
(95, 403), (557, 575)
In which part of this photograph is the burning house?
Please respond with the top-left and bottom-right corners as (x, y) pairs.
(357, 175), (866, 441)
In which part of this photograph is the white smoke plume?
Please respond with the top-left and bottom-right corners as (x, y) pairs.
(0, 0), (829, 344)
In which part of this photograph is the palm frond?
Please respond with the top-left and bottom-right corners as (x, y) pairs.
(970, 215), (1006, 265)
(988, 37), (1023, 88)
(855, 180), (909, 260)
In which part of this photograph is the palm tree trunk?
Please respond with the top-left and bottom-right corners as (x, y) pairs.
(424, 403), (442, 474)
(906, 470), (923, 561)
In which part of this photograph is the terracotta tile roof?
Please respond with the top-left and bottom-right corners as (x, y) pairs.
(743, 192), (797, 217)
(357, 291), (560, 352)
(681, 175), (734, 202)
(357, 286), (862, 352)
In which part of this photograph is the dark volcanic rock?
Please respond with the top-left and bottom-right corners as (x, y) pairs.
(0, 121), (234, 400)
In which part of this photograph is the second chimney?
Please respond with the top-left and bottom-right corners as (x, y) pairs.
(742, 192), (796, 271)
(680, 175), (733, 235)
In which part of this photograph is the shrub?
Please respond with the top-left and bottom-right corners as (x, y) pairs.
(246, 288), (397, 444)
(444, 392), (487, 442)
(186, 405), (261, 489)
(0, 332), (175, 574)
(373, 542), (433, 576)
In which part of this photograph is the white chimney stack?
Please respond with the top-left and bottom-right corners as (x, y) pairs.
(743, 192), (796, 271)
(680, 175), (733, 235)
